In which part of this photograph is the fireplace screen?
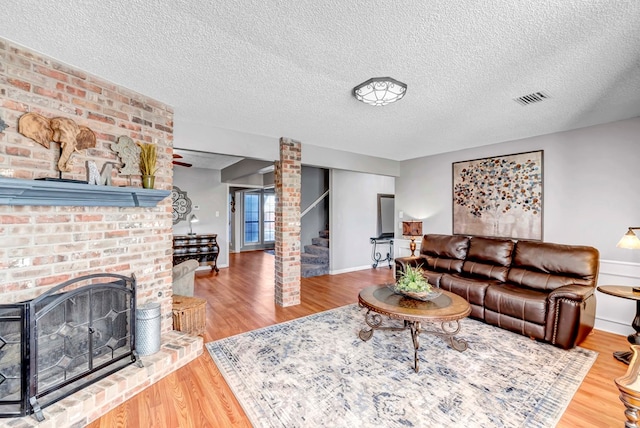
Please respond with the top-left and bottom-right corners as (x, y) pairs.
(0, 273), (140, 420)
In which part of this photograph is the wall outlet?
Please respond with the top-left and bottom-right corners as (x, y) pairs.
(193, 205), (200, 210)
(215, 211), (220, 217)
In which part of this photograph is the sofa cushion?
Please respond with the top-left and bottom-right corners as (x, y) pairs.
(440, 273), (497, 311)
(484, 312), (546, 341)
(420, 234), (469, 273)
(462, 237), (514, 282)
(484, 283), (548, 325)
(507, 241), (599, 291)
(421, 270), (443, 287)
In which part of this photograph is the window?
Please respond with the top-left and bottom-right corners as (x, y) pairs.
(263, 193), (275, 242)
(244, 192), (260, 244)
(242, 189), (275, 246)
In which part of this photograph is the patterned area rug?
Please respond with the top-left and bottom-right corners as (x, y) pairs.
(207, 304), (596, 428)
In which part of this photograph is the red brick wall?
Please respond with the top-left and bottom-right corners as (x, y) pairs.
(0, 38), (175, 332)
(274, 138), (301, 306)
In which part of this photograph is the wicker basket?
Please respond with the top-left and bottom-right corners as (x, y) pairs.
(172, 295), (206, 336)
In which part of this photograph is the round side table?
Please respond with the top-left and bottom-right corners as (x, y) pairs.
(597, 285), (640, 364)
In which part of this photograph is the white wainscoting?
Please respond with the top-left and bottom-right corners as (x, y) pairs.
(595, 259), (640, 336)
(394, 238), (413, 259)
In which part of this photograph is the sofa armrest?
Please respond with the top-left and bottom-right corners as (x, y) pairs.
(548, 284), (594, 302)
(172, 259), (199, 297)
(545, 284), (596, 348)
(394, 256), (427, 280)
(394, 256), (444, 286)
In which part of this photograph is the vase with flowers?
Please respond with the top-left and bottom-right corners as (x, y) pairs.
(138, 142), (158, 189)
(393, 264), (441, 301)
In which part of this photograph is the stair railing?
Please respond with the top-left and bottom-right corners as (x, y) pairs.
(301, 189), (329, 218)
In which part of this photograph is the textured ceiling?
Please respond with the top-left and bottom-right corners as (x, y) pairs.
(2, 1), (640, 161)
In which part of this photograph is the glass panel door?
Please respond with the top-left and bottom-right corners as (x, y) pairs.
(263, 192), (275, 242)
(244, 192), (260, 245)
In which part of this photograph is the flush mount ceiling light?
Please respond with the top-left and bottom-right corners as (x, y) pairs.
(353, 77), (407, 106)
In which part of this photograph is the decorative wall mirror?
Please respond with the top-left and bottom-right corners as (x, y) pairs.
(376, 194), (395, 238)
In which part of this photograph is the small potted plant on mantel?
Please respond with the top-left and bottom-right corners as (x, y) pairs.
(137, 142), (158, 189)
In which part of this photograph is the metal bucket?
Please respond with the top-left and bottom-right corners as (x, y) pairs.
(136, 302), (161, 356)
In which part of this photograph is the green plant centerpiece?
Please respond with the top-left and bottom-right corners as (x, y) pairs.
(394, 264), (441, 301)
(137, 142), (158, 189)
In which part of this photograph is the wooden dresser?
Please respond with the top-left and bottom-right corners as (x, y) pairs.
(173, 234), (219, 272)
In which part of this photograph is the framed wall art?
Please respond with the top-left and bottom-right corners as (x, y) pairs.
(452, 150), (543, 240)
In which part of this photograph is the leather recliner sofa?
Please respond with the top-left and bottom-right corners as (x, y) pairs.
(395, 234), (599, 349)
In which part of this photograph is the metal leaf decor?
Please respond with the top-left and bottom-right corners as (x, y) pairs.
(172, 186), (192, 224)
(0, 117), (7, 133)
(112, 136), (141, 175)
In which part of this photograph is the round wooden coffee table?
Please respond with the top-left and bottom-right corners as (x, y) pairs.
(358, 284), (471, 372)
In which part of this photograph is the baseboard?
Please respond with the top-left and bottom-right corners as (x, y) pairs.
(330, 265), (373, 275)
(195, 264), (227, 271)
(595, 317), (634, 336)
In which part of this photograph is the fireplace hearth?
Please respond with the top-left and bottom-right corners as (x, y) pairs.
(0, 273), (141, 421)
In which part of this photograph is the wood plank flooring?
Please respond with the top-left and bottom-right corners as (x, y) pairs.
(88, 251), (630, 427)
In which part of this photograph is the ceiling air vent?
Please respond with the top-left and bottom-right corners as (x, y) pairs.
(514, 91), (550, 106)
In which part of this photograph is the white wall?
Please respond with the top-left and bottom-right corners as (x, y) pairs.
(302, 143), (400, 177)
(175, 119), (400, 177)
(173, 167), (229, 268)
(395, 116), (640, 334)
(330, 170), (395, 273)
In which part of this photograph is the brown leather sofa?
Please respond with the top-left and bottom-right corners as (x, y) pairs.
(395, 234), (599, 349)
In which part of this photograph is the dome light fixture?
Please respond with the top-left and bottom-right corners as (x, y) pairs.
(353, 77), (407, 106)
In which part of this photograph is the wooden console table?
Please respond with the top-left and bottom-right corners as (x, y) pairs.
(173, 234), (219, 272)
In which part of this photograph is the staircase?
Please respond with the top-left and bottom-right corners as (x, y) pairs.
(301, 230), (329, 278)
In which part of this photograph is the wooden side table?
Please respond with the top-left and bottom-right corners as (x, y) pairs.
(597, 285), (640, 364)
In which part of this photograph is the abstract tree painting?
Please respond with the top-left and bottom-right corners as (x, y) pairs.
(453, 151), (543, 240)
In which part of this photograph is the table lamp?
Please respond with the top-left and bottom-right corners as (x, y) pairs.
(188, 214), (199, 236)
(402, 220), (423, 257)
(617, 227), (640, 250)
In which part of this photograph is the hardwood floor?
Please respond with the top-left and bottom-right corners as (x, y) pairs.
(89, 251), (630, 427)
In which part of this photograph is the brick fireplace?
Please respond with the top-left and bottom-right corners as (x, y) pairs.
(0, 38), (202, 425)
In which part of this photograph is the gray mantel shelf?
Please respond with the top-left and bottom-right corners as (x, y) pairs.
(0, 177), (170, 207)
